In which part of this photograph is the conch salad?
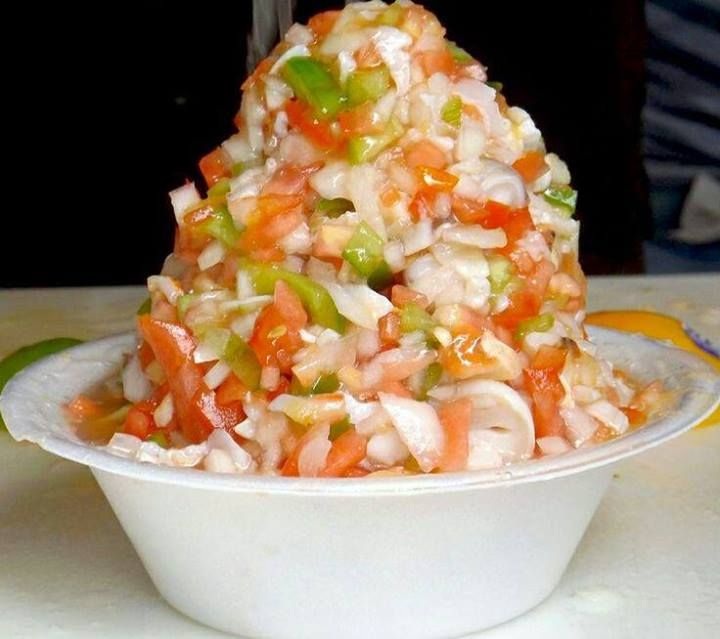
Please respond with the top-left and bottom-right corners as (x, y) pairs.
(67, 1), (667, 477)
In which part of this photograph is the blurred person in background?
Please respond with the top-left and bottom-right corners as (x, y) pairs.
(643, 0), (720, 272)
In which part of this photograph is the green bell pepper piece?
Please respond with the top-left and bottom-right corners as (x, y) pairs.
(346, 65), (391, 106)
(446, 41), (473, 64)
(515, 314), (555, 340)
(417, 362), (443, 400)
(342, 222), (393, 289)
(291, 373), (340, 396)
(329, 417), (352, 441)
(247, 263), (346, 333)
(147, 431), (170, 448)
(0, 338), (84, 430)
(317, 197), (355, 218)
(347, 117), (404, 165)
(204, 328), (261, 390)
(199, 206), (242, 247)
(487, 81), (504, 92)
(543, 186), (577, 216)
(488, 256), (514, 295)
(400, 303), (436, 336)
(441, 96), (462, 128)
(207, 178), (231, 198)
(282, 57), (346, 119)
(137, 297), (152, 315)
(176, 293), (198, 320)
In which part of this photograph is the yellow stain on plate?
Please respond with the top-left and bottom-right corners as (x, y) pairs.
(586, 310), (720, 428)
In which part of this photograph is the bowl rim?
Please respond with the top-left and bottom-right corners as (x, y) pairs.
(1, 327), (718, 496)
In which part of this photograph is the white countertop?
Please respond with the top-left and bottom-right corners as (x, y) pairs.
(1, 275), (719, 638)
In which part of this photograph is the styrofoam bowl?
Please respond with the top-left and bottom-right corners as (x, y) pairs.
(1, 327), (718, 639)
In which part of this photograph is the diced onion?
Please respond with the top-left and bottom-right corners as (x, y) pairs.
(122, 353), (152, 403)
(377, 393), (444, 472)
(260, 366), (281, 391)
(169, 183), (201, 223)
(203, 360), (232, 390)
(207, 429), (256, 474)
(204, 449), (236, 474)
(585, 400), (629, 434)
(147, 275), (184, 304)
(234, 418), (256, 439)
(402, 219), (434, 256)
(383, 240), (406, 272)
(560, 405), (599, 447)
(367, 429), (409, 466)
(270, 44), (311, 74)
(298, 436), (332, 477)
(153, 393), (174, 428)
(320, 281), (394, 330)
(197, 240), (226, 271)
(537, 436), (572, 456)
(441, 224), (507, 249)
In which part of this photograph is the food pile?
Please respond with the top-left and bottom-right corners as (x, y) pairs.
(68, 0), (663, 477)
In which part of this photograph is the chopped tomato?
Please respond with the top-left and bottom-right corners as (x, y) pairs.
(379, 311), (401, 345)
(380, 186), (401, 207)
(65, 395), (105, 422)
(439, 330), (493, 378)
(493, 259), (553, 330)
(249, 295), (305, 374)
(622, 406), (646, 427)
(274, 280), (308, 326)
(496, 207), (535, 257)
(438, 398), (471, 471)
(416, 165), (458, 192)
(417, 49), (455, 76)
(338, 102), (383, 137)
(138, 340), (155, 369)
(308, 10), (340, 37)
(493, 290), (539, 330)
(263, 161), (321, 196)
(531, 344), (567, 371)
(138, 316), (196, 373)
(354, 41), (383, 67)
(523, 345), (568, 439)
(286, 99), (337, 150)
(319, 428), (367, 477)
(404, 139), (447, 169)
(344, 466), (370, 478)
(409, 191), (435, 221)
(391, 285), (429, 309)
(199, 147), (231, 187)
(216, 374), (247, 406)
(240, 198), (304, 257)
(138, 316), (240, 442)
(280, 428), (317, 477)
(512, 151), (547, 183)
(451, 196), (512, 229)
(123, 404), (153, 440)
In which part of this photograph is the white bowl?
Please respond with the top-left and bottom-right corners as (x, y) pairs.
(1, 327), (718, 639)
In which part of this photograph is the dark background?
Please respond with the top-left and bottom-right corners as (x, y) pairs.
(4, 1), (649, 287)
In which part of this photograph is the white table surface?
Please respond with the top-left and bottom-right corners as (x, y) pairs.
(1, 274), (719, 639)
